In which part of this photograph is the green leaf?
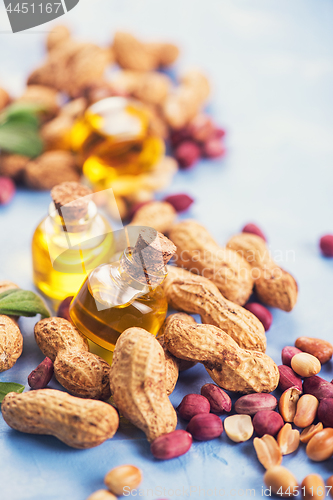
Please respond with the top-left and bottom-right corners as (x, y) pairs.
(0, 289), (18, 300)
(0, 289), (51, 318)
(5, 112), (40, 129)
(0, 101), (45, 122)
(0, 101), (44, 157)
(0, 382), (25, 404)
(0, 122), (43, 157)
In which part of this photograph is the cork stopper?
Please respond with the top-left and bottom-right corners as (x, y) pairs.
(51, 182), (92, 229)
(123, 227), (176, 286)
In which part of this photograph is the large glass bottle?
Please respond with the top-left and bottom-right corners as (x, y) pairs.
(70, 228), (176, 351)
(32, 182), (114, 305)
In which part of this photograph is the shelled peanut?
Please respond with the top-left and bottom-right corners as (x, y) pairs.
(28, 357), (54, 389)
(253, 434), (282, 469)
(277, 424), (300, 455)
(104, 465), (142, 497)
(295, 336), (333, 364)
(224, 415), (253, 443)
(34, 317), (111, 400)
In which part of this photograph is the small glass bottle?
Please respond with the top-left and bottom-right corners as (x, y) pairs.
(32, 182), (114, 305)
(71, 96), (165, 191)
(70, 228), (176, 351)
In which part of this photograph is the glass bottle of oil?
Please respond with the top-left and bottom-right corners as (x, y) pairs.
(32, 182), (115, 305)
(71, 96), (165, 192)
(70, 227), (176, 351)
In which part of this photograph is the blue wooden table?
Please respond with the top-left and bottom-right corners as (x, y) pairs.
(1, 1), (333, 498)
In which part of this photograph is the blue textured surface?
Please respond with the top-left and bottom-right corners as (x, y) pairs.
(1, 1), (333, 499)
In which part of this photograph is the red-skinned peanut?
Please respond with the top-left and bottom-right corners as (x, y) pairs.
(253, 410), (284, 437)
(303, 376), (333, 400)
(177, 394), (210, 421)
(278, 365), (303, 393)
(281, 346), (302, 367)
(201, 384), (232, 415)
(244, 303), (272, 331)
(242, 223), (267, 241)
(186, 413), (223, 441)
(150, 430), (192, 460)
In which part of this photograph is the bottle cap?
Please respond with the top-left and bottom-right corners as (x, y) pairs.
(123, 227), (177, 286)
(51, 182), (92, 230)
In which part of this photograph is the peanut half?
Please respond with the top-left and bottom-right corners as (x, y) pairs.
(253, 434), (282, 469)
(1, 389), (119, 449)
(226, 233), (298, 311)
(294, 394), (319, 428)
(34, 318), (111, 400)
(163, 266), (266, 352)
(104, 465), (142, 497)
(224, 415), (253, 443)
(277, 423), (300, 455)
(169, 220), (254, 305)
(164, 315), (279, 393)
(300, 423), (323, 444)
(110, 327), (177, 442)
(278, 387), (302, 422)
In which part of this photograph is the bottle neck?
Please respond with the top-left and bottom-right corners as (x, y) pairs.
(48, 200), (98, 234)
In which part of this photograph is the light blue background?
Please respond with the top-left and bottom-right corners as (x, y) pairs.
(0, 1), (333, 499)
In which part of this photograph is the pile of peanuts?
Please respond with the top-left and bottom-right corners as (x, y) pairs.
(0, 27), (226, 218)
(84, 329), (333, 499)
(1, 208), (333, 499)
(145, 335), (333, 499)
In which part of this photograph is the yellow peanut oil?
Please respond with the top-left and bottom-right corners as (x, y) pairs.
(71, 96), (164, 192)
(32, 202), (114, 305)
(70, 252), (168, 351)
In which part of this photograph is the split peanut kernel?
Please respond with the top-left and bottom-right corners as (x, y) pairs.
(104, 465), (142, 497)
(279, 387), (302, 422)
(300, 423), (324, 444)
(264, 466), (298, 497)
(224, 414), (254, 443)
(277, 423), (300, 455)
(301, 474), (325, 500)
(294, 394), (319, 428)
(253, 434), (282, 470)
(291, 352), (321, 378)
